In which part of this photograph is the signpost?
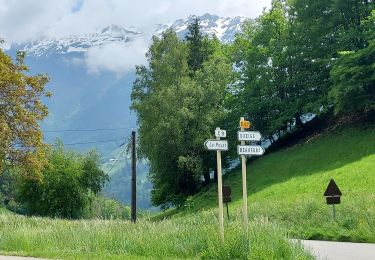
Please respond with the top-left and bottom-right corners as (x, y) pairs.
(205, 127), (227, 241)
(240, 120), (251, 129)
(223, 185), (231, 220)
(215, 128), (227, 138)
(204, 140), (228, 151)
(237, 117), (264, 233)
(324, 179), (342, 220)
(237, 131), (262, 141)
(237, 145), (265, 156)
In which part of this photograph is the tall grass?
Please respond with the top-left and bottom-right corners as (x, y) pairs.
(0, 210), (312, 259)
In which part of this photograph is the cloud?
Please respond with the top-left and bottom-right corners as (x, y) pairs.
(84, 37), (148, 75)
(0, 0), (75, 43)
(0, 0), (270, 73)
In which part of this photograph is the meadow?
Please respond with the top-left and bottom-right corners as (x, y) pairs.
(161, 124), (375, 242)
(0, 210), (312, 259)
(0, 124), (373, 259)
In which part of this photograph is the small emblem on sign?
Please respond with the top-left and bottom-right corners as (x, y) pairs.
(240, 120), (251, 129)
(215, 127), (227, 138)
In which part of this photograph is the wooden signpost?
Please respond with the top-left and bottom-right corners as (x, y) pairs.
(237, 117), (264, 233)
(223, 185), (231, 220)
(204, 127), (227, 241)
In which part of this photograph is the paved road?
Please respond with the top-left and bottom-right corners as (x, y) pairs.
(298, 240), (375, 260)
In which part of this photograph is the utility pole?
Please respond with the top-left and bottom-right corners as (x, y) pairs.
(131, 130), (137, 223)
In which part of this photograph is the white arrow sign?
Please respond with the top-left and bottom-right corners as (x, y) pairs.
(237, 145), (264, 155)
(237, 131), (262, 141)
(204, 140), (228, 151)
(215, 128), (227, 138)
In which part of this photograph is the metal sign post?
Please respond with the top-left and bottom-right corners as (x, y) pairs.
(205, 127), (227, 241)
(324, 179), (342, 221)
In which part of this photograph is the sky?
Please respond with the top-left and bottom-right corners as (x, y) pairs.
(0, 0), (270, 73)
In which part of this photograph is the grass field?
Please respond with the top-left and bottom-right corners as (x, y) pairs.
(0, 210), (313, 259)
(0, 123), (373, 259)
(160, 124), (375, 242)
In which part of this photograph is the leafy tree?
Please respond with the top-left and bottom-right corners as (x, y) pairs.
(185, 18), (215, 74)
(0, 167), (23, 213)
(230, 1), (290, 140)
(132, 28), (233, 208)
(18, 143), (108, 218)
(330, 10), (375, 114)
(230, 0), (374, 141)
(284, 0), (373, 118)
(0, 48), (50, 177)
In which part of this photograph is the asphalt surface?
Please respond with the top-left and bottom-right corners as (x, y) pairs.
(298, 240), (375, 260)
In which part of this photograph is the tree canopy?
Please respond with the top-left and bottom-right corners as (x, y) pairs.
(18, 142), (109, 218)
(0, 49), (50, 178)
(132, 26), (233, 208)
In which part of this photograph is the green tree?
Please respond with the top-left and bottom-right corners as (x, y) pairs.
(0, 48), (50, 177)
(132, 28), (232, 208)
(185, 18), (215, 74)
(230, 1), (290, 140)
(330, 10), (375, 114)
(18, 143), (108, 218)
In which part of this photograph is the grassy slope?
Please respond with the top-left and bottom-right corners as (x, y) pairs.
(165, 124), (375, 242)
(0, 207), (12, 215)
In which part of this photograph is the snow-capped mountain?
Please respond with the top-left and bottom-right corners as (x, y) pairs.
(22, 14), (245, 57)
(22, 25), (142, 57)
(156, 13), (247, 43)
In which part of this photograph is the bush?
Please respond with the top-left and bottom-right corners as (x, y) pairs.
(18, 143), (108, 219)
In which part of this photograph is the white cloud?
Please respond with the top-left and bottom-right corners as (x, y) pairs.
(0, 0), (75, 43)
(0, 0), (270, 73)
(84, 37), (148, 75)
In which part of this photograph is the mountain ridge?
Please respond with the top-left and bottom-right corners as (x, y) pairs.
(21, 13), (246, 57)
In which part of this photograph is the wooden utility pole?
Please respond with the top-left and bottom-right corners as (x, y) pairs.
(131, 130), (137, 223)
(240, 117), (248, 233)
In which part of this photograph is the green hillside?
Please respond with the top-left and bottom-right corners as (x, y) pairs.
(160, 124), (375, 242)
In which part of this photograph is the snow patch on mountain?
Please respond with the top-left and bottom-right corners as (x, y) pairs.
(156, 13), (247, 43)
(23, 24), (142, 57)
(22, 14), (246, 57)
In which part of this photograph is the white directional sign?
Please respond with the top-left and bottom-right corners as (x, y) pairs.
(204, 140), (228, 151)
(237, 131), (262, 141)
(237, 145), (264, 156)
(215, 128), (227, 138)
